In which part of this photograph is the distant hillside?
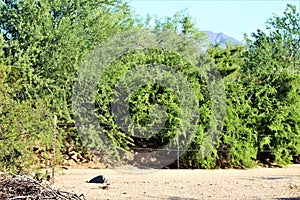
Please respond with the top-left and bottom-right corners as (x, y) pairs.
(202, 31), (241, 46)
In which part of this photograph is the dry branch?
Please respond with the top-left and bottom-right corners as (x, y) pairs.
(0, 172), (85, 200)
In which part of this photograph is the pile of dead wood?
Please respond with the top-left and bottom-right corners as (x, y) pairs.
(0, 172), (85, 200)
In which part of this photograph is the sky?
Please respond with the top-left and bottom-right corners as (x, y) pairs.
(125, 0), (299, 41)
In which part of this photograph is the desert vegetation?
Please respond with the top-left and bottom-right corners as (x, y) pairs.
(0, 0), (299, 175)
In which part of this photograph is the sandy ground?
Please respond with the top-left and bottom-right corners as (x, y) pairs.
(53, 164), (300, 200)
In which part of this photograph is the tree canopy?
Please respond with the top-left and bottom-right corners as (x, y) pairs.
(0, 1), (299, 172)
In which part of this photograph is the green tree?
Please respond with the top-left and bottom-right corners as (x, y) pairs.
(75, 32), (211, 167)
(0, 34), (56, 173)
(0, 0), (134, 120)
(242, 4), (300, 165)
(136, 10), (207, 44)
(184, 44), (258, 169)
(0, 0), (134, 171)
(71, 11), (218, 167)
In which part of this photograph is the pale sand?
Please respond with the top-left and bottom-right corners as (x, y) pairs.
(53, 164), (300, 200)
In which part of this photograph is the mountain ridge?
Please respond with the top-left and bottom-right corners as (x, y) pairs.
(202, 30), (241, 46)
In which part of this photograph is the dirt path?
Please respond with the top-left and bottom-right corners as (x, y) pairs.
(54, 165), (300, 200)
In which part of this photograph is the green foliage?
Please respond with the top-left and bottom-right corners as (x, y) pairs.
(242, 4), (300, 165)
(204, 44), (258, 168)
(204, 7), (300, 166)
(1, 0), (300, 172)
(0, 0), (134, 172)
(207, 44), (243, 78)
(0, 60), (57, 173)
(0, 0), (133, 120)
(92, 47), (208, 159)
(136, 10), (207, 44)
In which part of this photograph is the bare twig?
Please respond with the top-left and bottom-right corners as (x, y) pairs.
(0, 171), (86, 200)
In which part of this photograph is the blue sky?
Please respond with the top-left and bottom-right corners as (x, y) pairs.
(125, 0), (299, 41)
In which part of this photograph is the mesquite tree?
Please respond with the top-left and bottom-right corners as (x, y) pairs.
(0, 0), (134, 171)
(242, 4), (300, 165)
